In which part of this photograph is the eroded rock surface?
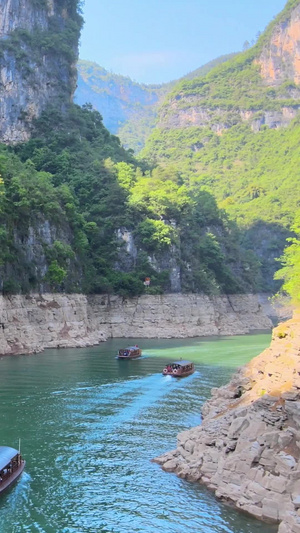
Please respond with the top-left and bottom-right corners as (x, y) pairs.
(258, 3), (300, 85)
(0, 292), (273, 356)
(154, 312), (300, 532)
(0, 0), (79, 143)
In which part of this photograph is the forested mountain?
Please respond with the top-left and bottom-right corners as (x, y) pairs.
(0, 0), (257, 297)
(0, 0), (298, 297)
(75, 55), (236, 152)
(141, 0), (300, 289)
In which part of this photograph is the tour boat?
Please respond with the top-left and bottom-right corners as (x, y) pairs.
(118, 345), (142, 359)
(0, 446), (25, 494)
(162, 360), (195, 377)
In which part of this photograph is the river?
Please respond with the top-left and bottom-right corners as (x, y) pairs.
(0, 334), (277, 533)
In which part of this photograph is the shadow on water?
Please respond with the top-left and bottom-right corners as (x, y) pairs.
(0, 333), (276, 533)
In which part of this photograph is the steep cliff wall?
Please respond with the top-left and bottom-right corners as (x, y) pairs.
(75, 55), (236, 152)
(0, 293), (273, 356)
(155, 312), (300, 533)
(258, 3), (300, 85)
(147, 2), (300, 137)
(158, 102), (300, 133)
(0, 0), (82, 143)
(141, 2), (300, 294)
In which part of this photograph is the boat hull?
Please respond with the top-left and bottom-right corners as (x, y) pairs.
(0, 460), (25, 495)
(118, 348), (142, 359)
(163, 369), (194, 377)
(163, 361), (195, 377)
(118, 353), (141, 359)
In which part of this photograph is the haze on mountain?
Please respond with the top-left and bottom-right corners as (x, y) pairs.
(75, 54), (237, 152)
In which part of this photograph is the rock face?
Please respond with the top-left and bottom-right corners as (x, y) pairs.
(0, 0), (81, 143)
(258, 3), (300, 85)
(75, 55), (235, 152)
(0, 292), (273, 356)
(154, 312), (300, 533)
(152, 2), (300, 137)
(158, 103), (300, 133)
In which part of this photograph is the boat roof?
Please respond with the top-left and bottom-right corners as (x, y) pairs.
(0, 446), (18, 470)
(171, 361), (193, 366)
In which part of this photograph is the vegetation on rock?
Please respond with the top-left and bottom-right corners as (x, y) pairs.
(75, 54), (237, 152)
(0, 99), (260, 296)
(275, 213), (300, 305)
(1, 0), (299, 298)
(141, 0), (300, 289)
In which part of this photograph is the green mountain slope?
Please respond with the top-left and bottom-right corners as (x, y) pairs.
(0, 103), (259, 296)
(141, 0), (300, 289)
(75, 54), (236, 152)
(0, 1), (286, 297)
(179, 53), (237, 82)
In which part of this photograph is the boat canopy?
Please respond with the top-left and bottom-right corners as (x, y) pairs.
(0, 447), (18, 471)
(171, 361), (193, 366)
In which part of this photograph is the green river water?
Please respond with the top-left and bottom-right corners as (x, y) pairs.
(0, 333), (278, 533)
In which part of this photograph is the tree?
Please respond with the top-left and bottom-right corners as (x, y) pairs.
(274, 213), (300, 306)
(45, 260), (67, 288)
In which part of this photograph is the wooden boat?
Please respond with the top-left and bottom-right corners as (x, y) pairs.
(118, 345), (142, 359)
(163, 360), (195, 377)
(0, 446), (25, 494)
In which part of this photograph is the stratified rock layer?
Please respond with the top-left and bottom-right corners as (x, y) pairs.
(154, 312), (300, 533)
(0, 293), (273, 355)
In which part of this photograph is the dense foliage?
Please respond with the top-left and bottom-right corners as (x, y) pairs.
(141, 1), (300, 289)
(0, 101), (260, 296)
(1, 0), (297, 297)
(275, 213), (300, 306)
(142, 120), (300, 229)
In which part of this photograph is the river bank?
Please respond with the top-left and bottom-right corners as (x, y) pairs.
(0, 292), (276, 356)
(154, 311), (300, 533)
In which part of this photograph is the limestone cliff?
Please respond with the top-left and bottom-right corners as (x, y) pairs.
(258, 3), (300, 85)
(141, 1), (300, 294)
(0, 0), (82, 143)
(0, 293), (273, 356)
(154, 312), (300, 533)
(75, 55), (237, 152)
(150, 1), (300, 135)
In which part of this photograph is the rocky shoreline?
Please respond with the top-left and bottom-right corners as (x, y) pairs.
(154, 312), (300, 533)
(0, 292), (275, 356)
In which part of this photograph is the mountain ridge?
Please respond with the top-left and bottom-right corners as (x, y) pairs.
(140, 0), (300, 289)
(75, 54), (237, 152)
(0, 0), (296, 298)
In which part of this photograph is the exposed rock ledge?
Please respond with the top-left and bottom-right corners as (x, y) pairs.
(154, 312), (300, 533)
(0, 293), (274, 356)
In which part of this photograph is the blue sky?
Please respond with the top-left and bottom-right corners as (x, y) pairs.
(79, 0), (287, 85)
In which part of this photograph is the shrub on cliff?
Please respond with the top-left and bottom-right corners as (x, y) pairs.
(274, 212), (300, 306)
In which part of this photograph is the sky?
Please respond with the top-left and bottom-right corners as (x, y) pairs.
(79, 0), (287, 85)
